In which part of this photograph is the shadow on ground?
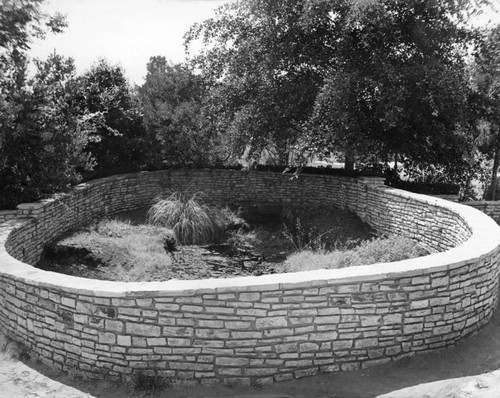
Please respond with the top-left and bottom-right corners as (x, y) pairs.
(3, 298), (500, 398)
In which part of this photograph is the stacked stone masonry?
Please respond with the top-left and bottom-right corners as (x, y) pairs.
(0, 170), (499, 386)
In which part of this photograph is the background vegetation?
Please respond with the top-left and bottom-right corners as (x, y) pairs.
(1, 0), (500, 209)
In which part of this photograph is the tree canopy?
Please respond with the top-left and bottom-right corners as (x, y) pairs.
(139, 56), (226, 167)
(76, 59), (156, 171)
(185, 0), (342, 164)
(1, 0), (500, 208)
(185, 0), (489, 177)
(0, 53), (94, 208)
(473, 24), (500, 198)
(308, 0), (479, 170)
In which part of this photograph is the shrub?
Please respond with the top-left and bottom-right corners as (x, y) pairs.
(148, 191), (245, 245)
(283, 235), (431, 272)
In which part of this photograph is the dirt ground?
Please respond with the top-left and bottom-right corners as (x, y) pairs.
(3, 302), (500, 398)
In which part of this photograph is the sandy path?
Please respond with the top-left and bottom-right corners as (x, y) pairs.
(2, 305), (500, 398)
(0, 357), (92, 398)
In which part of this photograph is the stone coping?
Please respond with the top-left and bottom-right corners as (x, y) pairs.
(1, 184), (499, 297)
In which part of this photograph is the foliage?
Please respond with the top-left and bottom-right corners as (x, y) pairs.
(0, 0), (66, 148)
(184, 0), (339, 164)
(283, 234), (431, 272)
(0, 0), (66, 53)
(473, 24), (500, 199)
(138, 56), (225, 167)
(0, 329), (24, 361)
(305, 0), (482, 185)
(0, 53), (95, 208)
(75, 59), (157, 170)
(389, 180), (460, 195)
(44, 219), (175, 282)
(148, 190), (245, 245)
(0, 1), (95, 208)
(185, 0), (492, 182)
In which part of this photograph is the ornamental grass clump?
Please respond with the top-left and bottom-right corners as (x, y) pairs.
(148, 191), (244, 245)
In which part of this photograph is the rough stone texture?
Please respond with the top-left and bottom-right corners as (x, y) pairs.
(0, 169), (499, 386)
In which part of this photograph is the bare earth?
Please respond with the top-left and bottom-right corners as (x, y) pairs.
(2, 302), (500, 398)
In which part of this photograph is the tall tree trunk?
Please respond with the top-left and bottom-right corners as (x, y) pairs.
(391, 152), (398, 185)
(344, 146), (355, 171)
(491, 143), (500, 200)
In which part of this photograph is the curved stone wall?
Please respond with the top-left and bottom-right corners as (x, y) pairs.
(0, 170), (499, 386)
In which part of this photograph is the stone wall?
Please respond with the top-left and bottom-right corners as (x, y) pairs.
(466, 200), (500, 225)
(0, 170), (499, 386)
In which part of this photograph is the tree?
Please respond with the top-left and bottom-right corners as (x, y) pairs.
(474, 25), (500, 199)
(0, 1), (88, 208)
(138, 56), (224, 167)
(1, 0), (66, 147)
(306, 0), (482, 181)
(0, 53), (95, 208)
(0, 0), (66, 52)
(184, 0), (342, 165)
(75, 59), (157, 171)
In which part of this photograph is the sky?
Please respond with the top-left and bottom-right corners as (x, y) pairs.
(29, 0), (500, 86)
(29, 0), (232, 85)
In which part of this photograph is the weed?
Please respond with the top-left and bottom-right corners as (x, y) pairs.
(281, 216), (331, 252)
(226, 228), (260, 253)
(0, 330), (29, 361)
(131, 372), (169, 394)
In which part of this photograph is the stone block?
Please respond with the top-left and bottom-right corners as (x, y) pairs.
(354, 338), (378, 349)
(239, 293), (260, 301)
(314, 315), (340, 324)
(126, 323), (161, 337)
(166, 337), (191, 346)
(98, 332), (115, 345)
(309, 331), (338, 341)
(116, 335), (131, 346)
(256, 316), (287, 329)
(215, 357), (249, 366)
(225, 321), (252, 329)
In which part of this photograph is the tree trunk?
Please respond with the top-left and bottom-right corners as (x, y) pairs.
(491, 144), (500, 200)
(344, 146), (355, 171)
(390, 153), (398, 185)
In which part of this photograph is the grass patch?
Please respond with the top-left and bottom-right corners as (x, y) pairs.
(39, 219), (175, 282)
(283, 235), (432, 272)
(148, 191), (245, 245)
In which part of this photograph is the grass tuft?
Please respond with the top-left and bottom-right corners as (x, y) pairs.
(283, 235), (432, 272)
(53, 219), (175, 282)
(131, 372), (169, 394)
(0, 329), (29, 362)
(148, 191), (245, 245)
